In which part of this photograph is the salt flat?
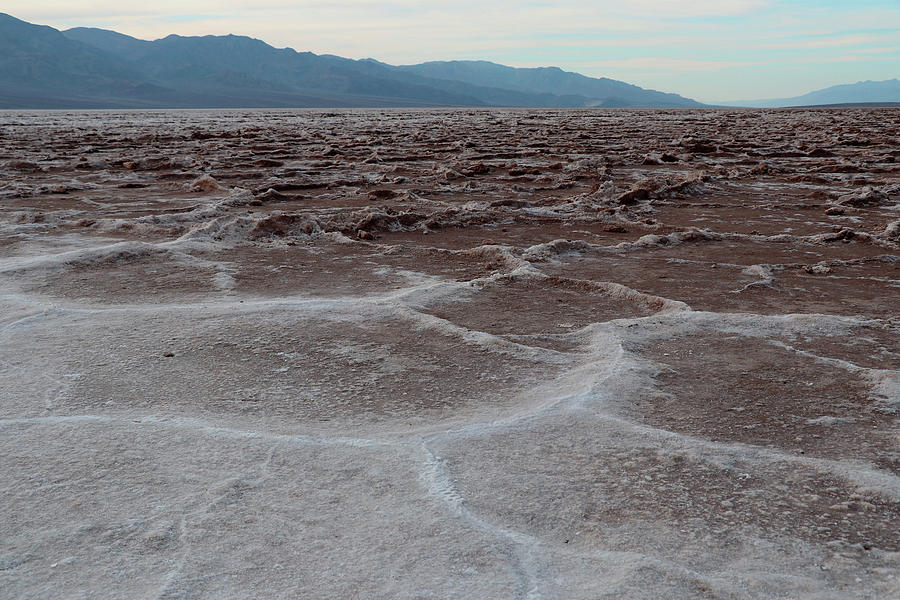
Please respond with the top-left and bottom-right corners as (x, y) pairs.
(1, 108), (898, 599)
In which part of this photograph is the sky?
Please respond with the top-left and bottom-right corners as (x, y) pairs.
(7, 0), (900, 102)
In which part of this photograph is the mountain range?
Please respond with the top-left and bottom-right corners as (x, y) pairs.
(1, 13), (897, 110)
(717, 79), (900, 108)
(0, 13), (704, 109)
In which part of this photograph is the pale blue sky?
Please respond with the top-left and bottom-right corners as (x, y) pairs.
(8, 0), (899, 102)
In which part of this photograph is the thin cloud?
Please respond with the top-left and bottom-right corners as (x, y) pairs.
(757, 33), (888, 50)
(572, 57), (765, 72)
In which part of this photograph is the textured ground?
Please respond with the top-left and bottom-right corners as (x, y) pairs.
(1, 108), (898, 599)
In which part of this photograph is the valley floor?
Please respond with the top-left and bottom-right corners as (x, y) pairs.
(1, 108), (898, 599)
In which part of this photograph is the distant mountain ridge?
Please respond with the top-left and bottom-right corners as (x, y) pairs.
(719, 79), (900, 108)
(0, 13), (705, 109)
(394, 60), (697, 108)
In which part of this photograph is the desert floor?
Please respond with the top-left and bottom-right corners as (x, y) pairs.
(1, 108), (898, 599)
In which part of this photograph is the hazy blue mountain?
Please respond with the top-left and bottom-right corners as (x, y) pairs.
(62, 27), (152, 60)
(395, 60), (705, 108)
(0, 13), (158, 106)
(719, 79), (900, 108)
(1, 13), (706, 109)
(63, 26), (699, 108)
(63, 27), (496, 106)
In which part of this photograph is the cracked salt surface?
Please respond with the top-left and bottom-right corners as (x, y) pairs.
(1, 108), (898, 599)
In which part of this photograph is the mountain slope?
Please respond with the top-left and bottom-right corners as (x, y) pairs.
(60, 27), (578, 106)
(395, 60), (705, 108)
(64, 26), (701, 108)
(719, 79), (900, 108)
(62, 26), (151, 60)
(1, 13), (706, 109)
(0, 13), (149, 101)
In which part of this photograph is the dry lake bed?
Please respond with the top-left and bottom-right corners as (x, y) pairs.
(1, 108), (898, 598)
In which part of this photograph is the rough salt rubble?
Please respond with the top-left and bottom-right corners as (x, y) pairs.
(1, 108), (898, 599)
